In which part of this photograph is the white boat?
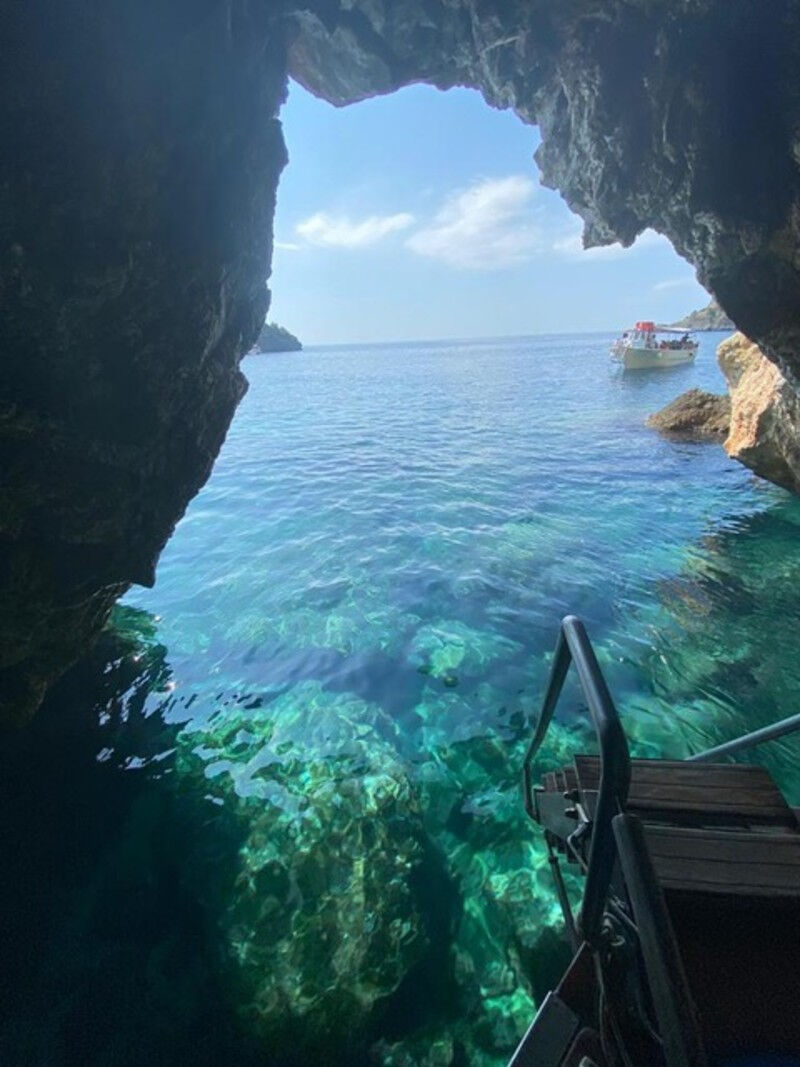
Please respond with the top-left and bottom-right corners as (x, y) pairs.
(611, 320), (698, 369)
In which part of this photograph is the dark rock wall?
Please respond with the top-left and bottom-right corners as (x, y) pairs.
(1, 3), (289, 722)
(4, 0), (800, 720)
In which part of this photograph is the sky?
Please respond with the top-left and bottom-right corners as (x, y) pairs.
(269, 81), (709, 345)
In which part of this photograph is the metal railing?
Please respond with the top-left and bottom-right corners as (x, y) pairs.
(523, 615), (631, 944)
(688, 709), (800, 763)
(523, 615), (800, 937)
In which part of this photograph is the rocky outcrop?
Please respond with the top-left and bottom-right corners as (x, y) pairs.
(671, 299), (735, 332)
(720, 333), (800, 493)
(7, 1), (800, 718)
(253, 321), (302, 352)
(647, 389), (731, 442)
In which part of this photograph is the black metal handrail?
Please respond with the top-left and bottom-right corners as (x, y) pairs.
(523, 615), (631, 945)
(688, 709), (800, 763)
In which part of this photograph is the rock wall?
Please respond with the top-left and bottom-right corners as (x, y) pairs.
(5, 0), (800, 719)
(720, 333), (800, 493)
(1, 3), (289, 722)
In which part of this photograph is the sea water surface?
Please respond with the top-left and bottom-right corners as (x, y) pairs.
(4, 333), (800, 1066)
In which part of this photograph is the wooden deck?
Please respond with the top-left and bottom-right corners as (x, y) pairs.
(562, 755), (800, 1058)
(572, 755), (800, 897)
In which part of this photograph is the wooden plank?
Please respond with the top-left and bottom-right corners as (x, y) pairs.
(543, 771), (558, 794)
(633, 793), (788, 815)
(573, 756), (793, 823)
(643, 825), (800, 896)
(631, 785), (785, 806)
(563, 766), (578, 794)
(581, 792), (791, 824)
(644, 826), (800, 866)
(575, 755), (780, 791)
(655, 862), (800, 895)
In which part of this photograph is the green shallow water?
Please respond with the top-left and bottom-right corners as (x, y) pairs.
(3, 333), (800, 1066)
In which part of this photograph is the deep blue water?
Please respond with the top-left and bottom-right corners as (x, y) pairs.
(4, 333), (800, 1066)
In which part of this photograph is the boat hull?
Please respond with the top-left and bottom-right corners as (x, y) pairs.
(617, 344), (697, 369)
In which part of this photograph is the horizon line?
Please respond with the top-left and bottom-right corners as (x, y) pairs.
(296, 327), (623, 349)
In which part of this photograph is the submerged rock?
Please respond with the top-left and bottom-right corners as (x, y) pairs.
(177, 683), (429, 1050)
(719, 333), (800, 494)
(646, 389), (731, 442)
(408, 621), (522, 682)
(647, 502), (800, 800)
(163, 667), (585, 1063)
(412, 709), (584, 1062)
(371, 1034), (456, 1067)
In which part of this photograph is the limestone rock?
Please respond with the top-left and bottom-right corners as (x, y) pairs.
(671, 299), (734, 332)
(646, 389), (731, 443)
(719, 333), (800, 493)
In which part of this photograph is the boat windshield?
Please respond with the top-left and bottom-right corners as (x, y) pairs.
(620, 327), (696, 349)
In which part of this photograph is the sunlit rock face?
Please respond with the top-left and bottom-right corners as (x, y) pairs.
(720, 333), (800, 493)
(5, 0), (800, 720)
(1, 3), (288, 722)
(646, 389), (731, 443)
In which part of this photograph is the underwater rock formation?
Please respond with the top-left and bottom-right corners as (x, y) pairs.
(7, 0), (800, 718)
(649, 501), (800, 802)
(720, 333), (800, 494)
(647, 389), (731, 443)
(177, 683), (430, 1050)
(167, 674), (583, 1064)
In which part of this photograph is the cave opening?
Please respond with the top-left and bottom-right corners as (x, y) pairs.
(267, 79), (707, 345)
(4, 4), (800, 1065)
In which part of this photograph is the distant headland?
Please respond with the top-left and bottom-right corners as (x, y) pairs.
(670, 298), (734, 331)
(252, 321), (302, 353)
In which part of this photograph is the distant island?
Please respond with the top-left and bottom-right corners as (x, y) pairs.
(671, 298), (734, 331)
(253, 321), (302, 353)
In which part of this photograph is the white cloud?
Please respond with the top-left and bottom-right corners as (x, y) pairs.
(653, 276), (696, 292)
(274, 240), (302, 252)
(406, 175), (540, 270)
(296, 211), (415, 248)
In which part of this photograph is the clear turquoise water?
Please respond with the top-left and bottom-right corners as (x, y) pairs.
(4, 333), (800, 1066)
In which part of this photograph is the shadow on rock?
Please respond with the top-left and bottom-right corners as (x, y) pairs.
(0, 605), (262, 1067)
